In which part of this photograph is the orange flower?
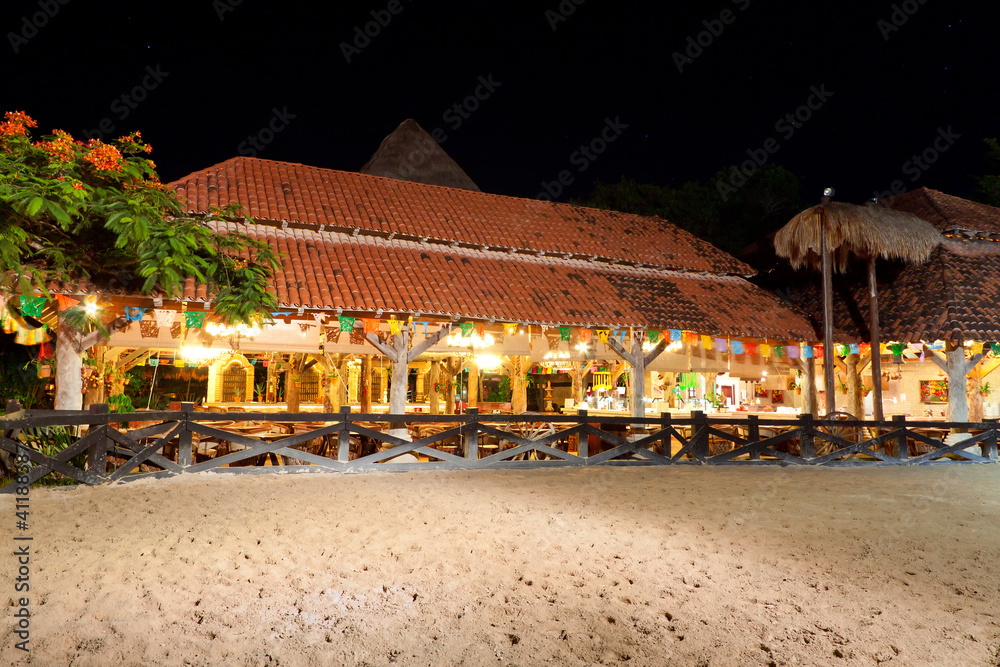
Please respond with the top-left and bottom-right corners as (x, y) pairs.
(83, 139), (124, 172)
(37, 129), (75, 162)
(0, 110), (37, 138)
(72, 182), (84, 190)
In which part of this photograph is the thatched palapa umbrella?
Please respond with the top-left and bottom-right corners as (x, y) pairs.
(774, 196), (942, 419)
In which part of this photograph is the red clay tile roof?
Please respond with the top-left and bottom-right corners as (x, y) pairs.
(885, 187), (1000, 237)
(169, 157), (752, 276)
(181, 221), (815, 339)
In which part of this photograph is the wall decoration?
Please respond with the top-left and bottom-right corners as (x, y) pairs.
(770, 389), (784, 403)
(920, 380), (948, 403)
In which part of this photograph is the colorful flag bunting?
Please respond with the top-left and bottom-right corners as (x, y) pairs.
(338, 316), (356, 332)
(363, 318), (380, 334)
(669, 329), (682, 342)
(559, 326), (571, 341)
(460, 322), (474, 337)
(596, 329), (610, 343)
(714, 337), (727, 352)
(731, 340), (744, 355)
(54, 294), (80, 310)
(125, 307), (146, 322)
(19, 296), (46, 317)
(154, 309), (175, 328)
(388, 319), (403, 335)
(802, 345), (813, 359)
(701, 335), (713, 350)
(849, 343), (860, 354)
(787, 345), (800, 359)
(648, 330), (660, 344)
(578, 328), (592, 344)
(184, 311), (206, 329)
(503, 323), (518, 336)
(774, 345), (784, 358)
(759, 344), (771, 356)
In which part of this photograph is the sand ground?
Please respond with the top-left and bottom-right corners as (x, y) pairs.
(3, 465), (1000, 666)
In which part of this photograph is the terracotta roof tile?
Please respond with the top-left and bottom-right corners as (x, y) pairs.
(169, 157), (751, 276)
(187, 221), (813, 339)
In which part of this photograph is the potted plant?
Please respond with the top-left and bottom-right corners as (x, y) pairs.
(255, 382), (267, 402)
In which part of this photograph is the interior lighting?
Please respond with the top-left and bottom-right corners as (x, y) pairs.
(206, 322), (262, 337)
(476, 354), (503, 371)
(445, 332), (495, 348)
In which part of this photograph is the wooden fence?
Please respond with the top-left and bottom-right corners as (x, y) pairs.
(1, 402), (998, 492)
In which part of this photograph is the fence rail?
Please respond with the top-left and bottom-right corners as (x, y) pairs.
(1, 402), (997, 492)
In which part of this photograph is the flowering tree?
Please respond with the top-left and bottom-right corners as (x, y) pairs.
(0, 111), (280, 408)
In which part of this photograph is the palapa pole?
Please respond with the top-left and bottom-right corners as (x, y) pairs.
(820, 195), (836, 415)
(867, 255), (884, 421)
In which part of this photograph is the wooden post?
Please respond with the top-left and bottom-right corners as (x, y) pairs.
(945, 341), (968, 423)
(55, 310), (85, 411)
(87, 403), (109, 476)
(984, 427), (998, 461)
(428, 359), (440, 415)
(360, 355), (372, 413)
(747, 414), (761, 460)
(803, 354), (817, 417)
(868, 255), (884, 422)
(630, 330), (646, 422)
(892, 415), (908, 460)
(692, 410), (708, 460)
(658, 411), (670, 458)
(178, 402), (193, 467)
(467, 356), (479, 408)
(820, 204), (836, 416)
(577, 409), (589, 459)
(338, 405), (352, 462)
(286, 353), (303, 412)
(798, 413), (815, 459)
(509, 355), (528, 414)
(463, 407), (479, 460)
(846, 353), (862, 417)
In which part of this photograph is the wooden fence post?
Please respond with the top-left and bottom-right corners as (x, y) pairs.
(692, 411), (708, 460)
(338, 405), (352, 462)
(747, 414), (761, 461)
(799, 413), (815, 459)
(984, 426), (998, 461)
(464, 407), (479, 461)
(87, 403), (109, 476)
(659, 411), (670, 459)
(177, 402), (193, 468)
(577, 409), (589, 459)
(892, 415), (908, 460)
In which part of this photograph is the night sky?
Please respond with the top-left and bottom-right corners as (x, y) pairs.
(3, 1), (996, 209)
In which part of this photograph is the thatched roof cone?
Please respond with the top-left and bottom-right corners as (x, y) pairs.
(774, 202), (942, 272)
(360, 119), (482, 192)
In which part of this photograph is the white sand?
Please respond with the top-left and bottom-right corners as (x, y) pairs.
(3, 465), (1000, 666)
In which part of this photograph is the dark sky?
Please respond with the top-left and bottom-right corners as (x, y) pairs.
(3, 1), (997, 208)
